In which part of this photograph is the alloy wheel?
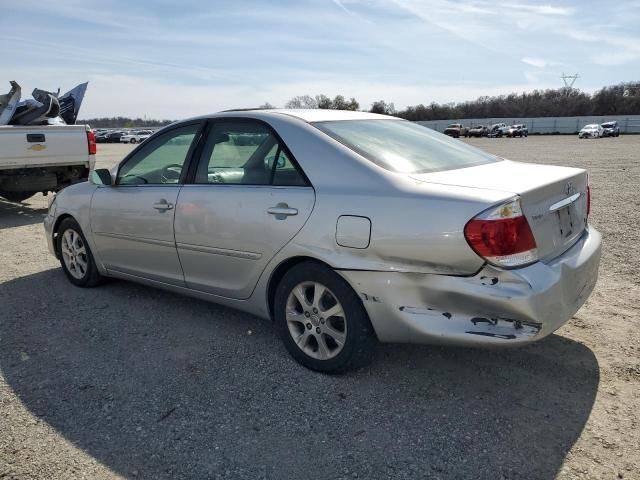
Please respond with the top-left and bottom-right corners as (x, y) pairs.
(286, 281), (347, 360)
(61, 229), (88, 280)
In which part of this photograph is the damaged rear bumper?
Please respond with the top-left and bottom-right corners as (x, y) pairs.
(339, 226), (601, 346)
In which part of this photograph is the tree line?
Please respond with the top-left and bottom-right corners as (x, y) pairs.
(396, 82), (640, 121)
(76, 117), (174, 128)
(281, 82), (640, 120)
(79, 82), (639, 127)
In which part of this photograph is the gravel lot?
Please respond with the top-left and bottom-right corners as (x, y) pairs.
(1, 136), (639, 479)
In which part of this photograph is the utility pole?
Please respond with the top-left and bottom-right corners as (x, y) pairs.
(561, 73), (579, 91)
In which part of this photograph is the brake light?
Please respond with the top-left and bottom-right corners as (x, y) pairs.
(87, 130), (97, 155)
(464, 198), (538, 268)
(587, 185), (591, 217)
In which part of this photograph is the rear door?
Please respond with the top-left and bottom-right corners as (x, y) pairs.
(175, 119), (315, 299)
(91, 122), (203, 285)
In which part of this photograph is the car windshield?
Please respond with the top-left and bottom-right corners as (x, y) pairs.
(314, 119), (498, 174)
(584, 124), (598, 129)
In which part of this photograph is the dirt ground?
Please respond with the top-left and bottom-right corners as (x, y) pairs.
(1, 136), (638, 479)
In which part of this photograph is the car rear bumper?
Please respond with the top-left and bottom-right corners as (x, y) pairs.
(339, 226), (601, 346)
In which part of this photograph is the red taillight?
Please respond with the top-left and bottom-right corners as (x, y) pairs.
(464, 198), (538, 268)
(587, 185), (591, 217)
(87, 130), (97, 155)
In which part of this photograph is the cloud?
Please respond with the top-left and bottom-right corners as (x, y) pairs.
(506, 3), (573, 16)
(522, 57), (548, 68)
(2, 0), (639, 118)
(591, 51), (640, 66)
(67, 73), (566, 118)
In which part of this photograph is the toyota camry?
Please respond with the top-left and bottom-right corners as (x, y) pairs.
(44, 109), (601, 372)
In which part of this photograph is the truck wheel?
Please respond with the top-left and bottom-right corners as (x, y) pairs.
(0, 191), (35, 203)
(274, 261), (376, 373)
(56, 218), (104, 287)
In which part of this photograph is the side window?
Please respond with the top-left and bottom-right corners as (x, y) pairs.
(195, 120), (308, 186)
(268, 145), (307, 186)
(196, 121), (274, 185)
(117, 124), (200, 185)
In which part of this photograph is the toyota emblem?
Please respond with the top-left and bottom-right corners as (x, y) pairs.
(565, 181), (574, 195)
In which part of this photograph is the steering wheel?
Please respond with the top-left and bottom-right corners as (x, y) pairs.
(161, 163), (183, 184)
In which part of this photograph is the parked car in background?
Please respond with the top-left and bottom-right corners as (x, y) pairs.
(488, 123), (508, 137)
(120, 130), (153, 144)
(106, 131), (127, 143)
(506, 124), (528, 138)
(44, 109), (601, 372)
(578, 124), (604, 139)
(95, 132), (110, 143)
(601, 121), (620, 137)
(443, 123), (468, 138)
(467, 125), (489, 137)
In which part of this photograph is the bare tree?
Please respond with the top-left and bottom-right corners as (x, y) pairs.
(285, 95), (318, 109)
(315, 94), (332, 109)
(370, 100), (396, 115)
(259, 102), (275, 109)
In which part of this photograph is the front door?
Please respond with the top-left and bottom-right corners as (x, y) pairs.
(174, 119), (315, 299)
(91, 122), (203, 285)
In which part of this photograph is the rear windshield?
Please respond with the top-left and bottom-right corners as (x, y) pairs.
(314, 119), (498, 174)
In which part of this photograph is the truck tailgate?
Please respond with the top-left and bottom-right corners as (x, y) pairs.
(0, 125), (91, 170)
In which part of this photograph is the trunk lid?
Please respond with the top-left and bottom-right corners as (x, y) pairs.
(411, 160), (588, 262)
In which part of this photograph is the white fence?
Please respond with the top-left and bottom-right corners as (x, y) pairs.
(417, 115), (640, 134)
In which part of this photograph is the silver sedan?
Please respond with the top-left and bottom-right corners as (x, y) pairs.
(44, 109), (602, 372)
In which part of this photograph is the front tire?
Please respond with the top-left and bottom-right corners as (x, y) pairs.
(274, 262), (376, 373)
(56, 218), (103, 287)
(130, 138), (137, 144)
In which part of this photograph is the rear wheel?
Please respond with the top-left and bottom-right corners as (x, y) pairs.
(130, 138), (137, 144)
(56, 218), (104, 287)
(274, 262), (376, 373)
(0, 191), (36, 203)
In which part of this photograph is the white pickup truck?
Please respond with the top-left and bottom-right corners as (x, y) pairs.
(0, 124), (96, 202)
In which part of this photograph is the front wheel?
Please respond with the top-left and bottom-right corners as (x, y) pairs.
(274, 262), (376, 373)
(130, 138), (137, 144)
(56, 218), (104, 287)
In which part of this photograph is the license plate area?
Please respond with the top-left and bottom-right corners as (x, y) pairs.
(557, 205), (576, 239)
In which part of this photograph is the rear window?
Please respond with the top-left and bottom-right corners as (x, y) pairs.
(314, 119), (498, 174)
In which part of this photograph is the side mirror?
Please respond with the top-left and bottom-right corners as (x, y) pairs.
(90, 168), (113, 186)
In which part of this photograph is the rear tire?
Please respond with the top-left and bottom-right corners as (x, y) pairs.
(130, 138), (137, 144)
(0, 191), (35, 203)
(274, 261), (376, 373)
(56, 218), (104, 288)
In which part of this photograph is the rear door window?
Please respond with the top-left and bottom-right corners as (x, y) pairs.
(195, 120), (308, 186)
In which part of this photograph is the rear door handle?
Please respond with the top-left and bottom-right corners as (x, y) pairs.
(153, 199), (174, 212)
(267, 203), (298, 219)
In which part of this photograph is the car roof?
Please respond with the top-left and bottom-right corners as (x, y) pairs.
(211, 108), (399, 123)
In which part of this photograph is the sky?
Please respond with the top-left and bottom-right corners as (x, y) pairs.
(1, 0), (639, 119)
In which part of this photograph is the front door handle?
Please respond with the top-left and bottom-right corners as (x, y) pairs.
(267, 203), (298, 220)
(153, 199), (174, 212)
